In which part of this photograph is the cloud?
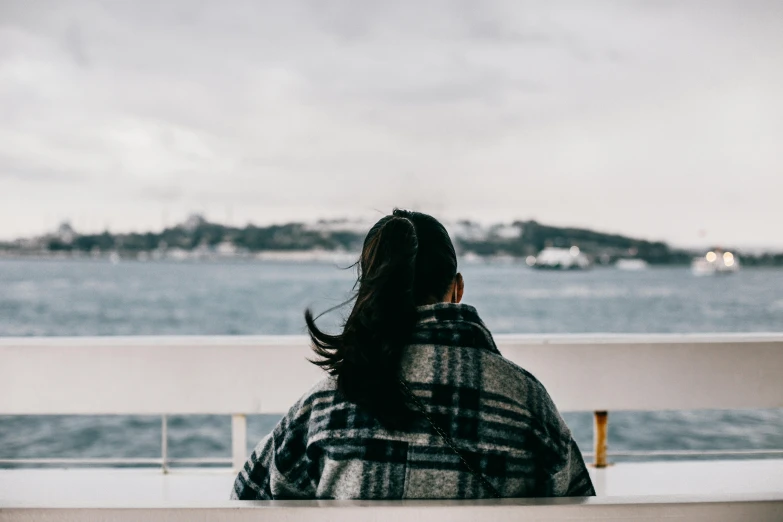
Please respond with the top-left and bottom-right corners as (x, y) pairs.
(0, 155), (66, 182)
(63, 23), (89, 68)
(0, 1), (782, 246)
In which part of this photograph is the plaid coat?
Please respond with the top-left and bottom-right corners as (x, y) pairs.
(231, 303), (595, 500)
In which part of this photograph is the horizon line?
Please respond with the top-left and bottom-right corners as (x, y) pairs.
(3, 214), (782, 254)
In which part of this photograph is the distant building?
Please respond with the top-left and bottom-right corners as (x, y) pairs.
(183, 214), (207, 232)
(490, 224), (523, 239)
(215, 240), (238, 256)
(532, 247), (591, 270)
(57, 222), (76, 244)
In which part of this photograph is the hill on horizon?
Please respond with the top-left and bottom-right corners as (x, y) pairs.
(1, 214), (703, 265)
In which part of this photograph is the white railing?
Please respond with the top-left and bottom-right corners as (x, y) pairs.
(1, 334), (783, 470)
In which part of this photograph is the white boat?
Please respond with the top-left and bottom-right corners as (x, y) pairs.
(615, 258), (648, 271)
(532, 247), (591, 270)
(691, 250), (740, 276)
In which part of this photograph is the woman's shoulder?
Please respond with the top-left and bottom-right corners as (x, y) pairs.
(288, 376), (339, 416)
(268, 376), (336, 435)
(480, 350), (553, 404)
(480, 351), (574, 444)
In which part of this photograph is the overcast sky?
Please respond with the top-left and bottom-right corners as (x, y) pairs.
(1, 1), (782, 247)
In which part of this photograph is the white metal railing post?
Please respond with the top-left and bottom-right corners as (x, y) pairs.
(231, 414), (247, 471)
(161, 414), (169, 474)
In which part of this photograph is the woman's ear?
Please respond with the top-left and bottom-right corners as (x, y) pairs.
(454, 273), (464, 303)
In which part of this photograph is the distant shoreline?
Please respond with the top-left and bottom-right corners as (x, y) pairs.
(3, 215), (783, 266)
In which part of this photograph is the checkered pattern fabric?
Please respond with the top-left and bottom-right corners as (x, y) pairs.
(231, 303), (595, 500)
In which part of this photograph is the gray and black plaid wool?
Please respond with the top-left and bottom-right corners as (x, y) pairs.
(231, 303), (595, 500)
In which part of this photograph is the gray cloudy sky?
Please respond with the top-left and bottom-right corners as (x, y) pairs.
(1, 1), (782, 247)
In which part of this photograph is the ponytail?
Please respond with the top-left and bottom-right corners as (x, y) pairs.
(306, 209), (456, 428)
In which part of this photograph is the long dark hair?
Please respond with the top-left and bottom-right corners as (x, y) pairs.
(305, 209), (458, 428)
